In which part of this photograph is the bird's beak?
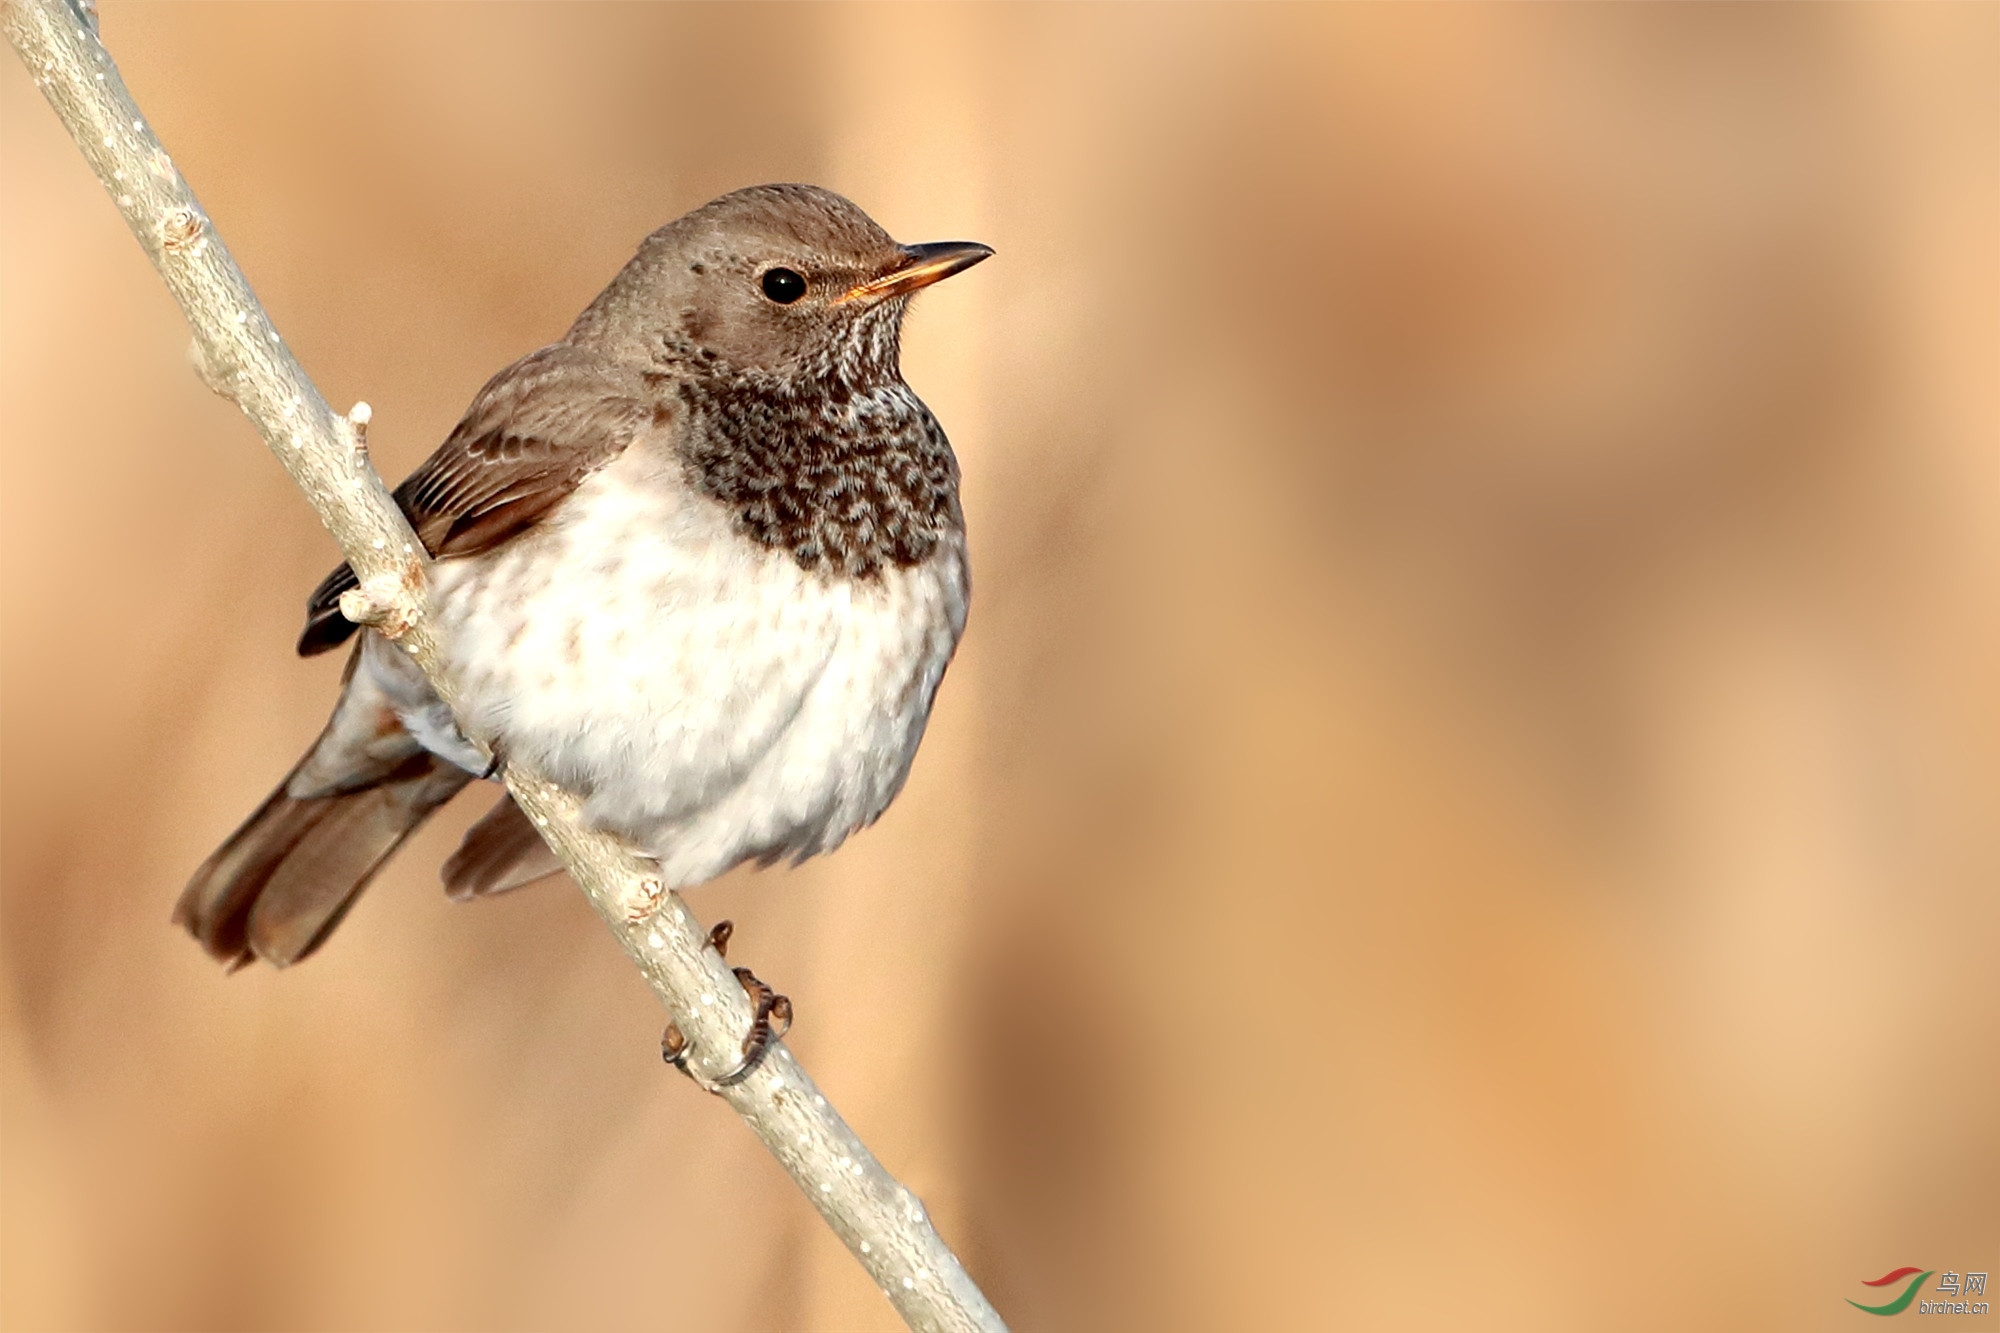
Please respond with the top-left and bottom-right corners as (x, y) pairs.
(840, 241), (994, 303)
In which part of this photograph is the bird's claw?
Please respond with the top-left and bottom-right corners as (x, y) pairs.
(715, 963), (793, 1086)
(659, 919), (792, 1090)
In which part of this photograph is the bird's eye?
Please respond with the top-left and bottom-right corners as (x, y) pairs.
(760, 268), (807, 304)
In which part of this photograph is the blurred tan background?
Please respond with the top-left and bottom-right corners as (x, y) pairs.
(4, 4), (1997, 1330)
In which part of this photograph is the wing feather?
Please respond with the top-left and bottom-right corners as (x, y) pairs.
(299, 345), (658, 656)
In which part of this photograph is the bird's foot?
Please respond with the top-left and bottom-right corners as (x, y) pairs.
(660, 920), (793, 1090)
(720, 961), (794, 1086)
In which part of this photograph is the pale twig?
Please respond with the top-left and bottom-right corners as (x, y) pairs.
(4, 3), (1004, 1329)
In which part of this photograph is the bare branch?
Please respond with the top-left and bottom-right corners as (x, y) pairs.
(4, 2), (1005, 1328)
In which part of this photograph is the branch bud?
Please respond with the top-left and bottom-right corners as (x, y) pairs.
(185, 337), (234, 400)
(338, 573), (416, 639)
(346, 401), (372, 462)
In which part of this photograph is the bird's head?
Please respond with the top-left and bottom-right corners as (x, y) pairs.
(573, 183), (991, 387)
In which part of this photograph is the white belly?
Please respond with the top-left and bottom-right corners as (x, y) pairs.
(421, 440), (968, 887)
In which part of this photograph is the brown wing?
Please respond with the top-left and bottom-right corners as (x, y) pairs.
(299, 345), (660, 656)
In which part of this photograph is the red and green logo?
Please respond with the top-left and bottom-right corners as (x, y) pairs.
(1849, 1268), (1933, 1316)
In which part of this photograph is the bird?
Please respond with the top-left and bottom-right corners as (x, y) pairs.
(175, 183), (991, 974)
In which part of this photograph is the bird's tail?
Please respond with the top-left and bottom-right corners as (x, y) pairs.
(174, 743), (472, 970)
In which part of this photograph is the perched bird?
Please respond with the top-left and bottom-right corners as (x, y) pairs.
(176, 183), (991, 971)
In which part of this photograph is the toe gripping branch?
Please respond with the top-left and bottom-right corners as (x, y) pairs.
(660, 920), (794, 1090)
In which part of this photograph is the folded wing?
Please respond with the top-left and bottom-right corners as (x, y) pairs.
(299, 344), (658, 655)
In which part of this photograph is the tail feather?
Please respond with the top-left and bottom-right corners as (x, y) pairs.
(176, 751), (472, 968)
(441, 794), (565, 900)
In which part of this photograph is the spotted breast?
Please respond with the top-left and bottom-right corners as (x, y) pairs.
(427, 417), (969, 887)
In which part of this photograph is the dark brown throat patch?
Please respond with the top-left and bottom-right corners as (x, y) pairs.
(675, 375), (963, 578)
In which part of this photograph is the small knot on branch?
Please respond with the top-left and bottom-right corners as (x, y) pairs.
(338, 573), (418, 640)
(158, 207), (202, 252)
(624, 876), (668, 923)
